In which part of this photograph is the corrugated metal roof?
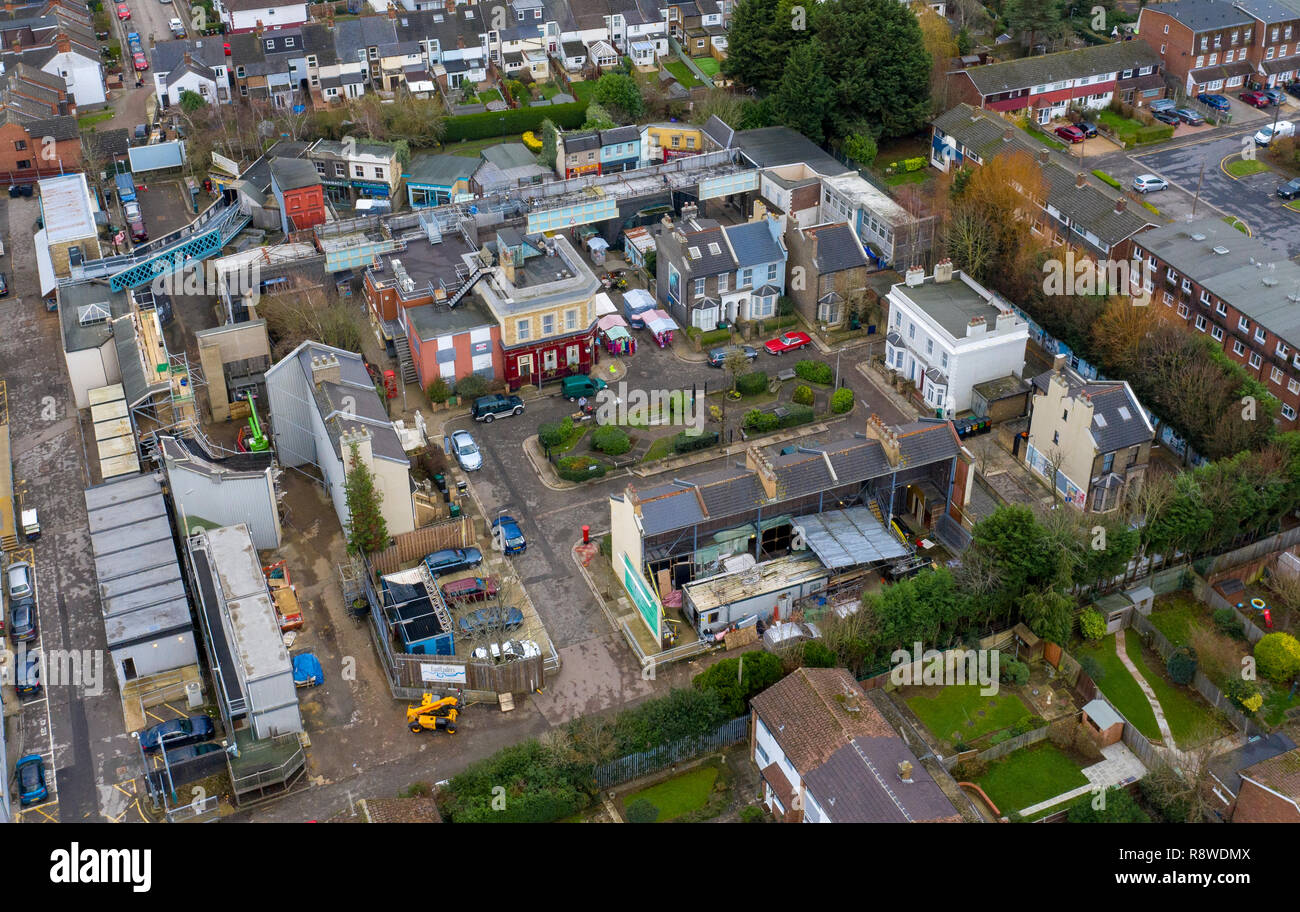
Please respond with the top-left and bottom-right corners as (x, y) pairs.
(797, 506), (909, 568)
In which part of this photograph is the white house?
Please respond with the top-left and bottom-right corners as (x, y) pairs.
(214, 0), (310, 34)
(43, 35), (107, 107)
(884, 261), (1029, 416)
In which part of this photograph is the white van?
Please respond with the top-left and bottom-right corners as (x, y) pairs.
(1255, 120), (1295, 146)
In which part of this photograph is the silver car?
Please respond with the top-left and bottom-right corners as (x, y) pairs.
(451, 430), (482, 471)
(6, 561), (33, 600)
(1132, 174), (1168, 193)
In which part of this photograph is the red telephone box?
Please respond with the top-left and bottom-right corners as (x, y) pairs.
(383, 369), (398, 400)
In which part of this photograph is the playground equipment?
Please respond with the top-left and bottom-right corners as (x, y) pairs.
(1249, 597), (1275, 629)
(236, 392), (269, 453)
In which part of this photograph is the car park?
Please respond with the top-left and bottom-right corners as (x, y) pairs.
(560, 374), (607, 401)
(1197, 93), (1231, 111)
(451, 429), (482, 471)
(10, 597), (36, 642)
(1152, 109), (1181, 125)
(164, 743), (223, 763)
(440, 576), (500, 603)
(15, 648), (41, 696)
(470, 393), (524, 422)
(764, 330), (813, 355)
(7, 561), (33, 600)
(1132, 174), (1168, 194)
(706, 344), (758, 367)
(1240, 90), (1271, 108)
(423, 547), (483, 576)
(1175, 108), (1205, 125)
(139, 715), (216, 752)
(1054, 124), (1086, 143)
(15, 754), (47, 806)
(1255, 121), (1295, 145)
(1278, 177), (1300, 199)
(490, 515), (526, 554)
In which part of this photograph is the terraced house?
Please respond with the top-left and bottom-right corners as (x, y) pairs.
(655, 213), (787, 330)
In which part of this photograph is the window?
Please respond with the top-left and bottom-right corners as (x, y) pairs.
(767, 263), (778, 282)
(1062, 409), (1069, 422)
(369, 47), (378, 59)
(1195, 315), (1207, 331)
(1053, 431), (1060, 445)
(1272, 367), (1284, 384)
(314, 161), (325, 174)
(717, 273), (728, 292)
(335, 163), (346, 177)
(940, 352), (948, 369)
(1282, 343), (1292, 359)
(1290, 378), (1300, 394)
(908, 323), (915, 340)
(374, 167), (384, 179)
(354, 165), (365, 178)
(565, 308), (577, 331)
(1255, 327), (1267, 344)
(566, 344), (579, 366)
(15, 160), (29, 170)
(1209, 53), (1217, 65)
(926, 339), (934, 355)
(1212, 326), (1224, 341)
(1239, 316), (1250, 331)
(543, 348), (558, 371)
(1233, 340), (1246, 355)
(517, 318), (531, 341)
(1177, 303), (1189, 318)
(1268, 47), (1276, 59)
(1163, 291), (1174, 306)
(1285, 403), (1298, 421)
(1250, 352), (1262, 368)
(542, 313), (555, 336)
(1102, 452), (1115, 473)
(13, 140), (25, 151)
(308, 55), (317, 67)
(1216, 302), (1227, 316)
(694, 277), (706, 297)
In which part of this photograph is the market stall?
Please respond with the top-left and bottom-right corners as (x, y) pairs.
(623, 288), (656, 328)
(644, 309), (679, 348)
(598, 312), (636, 355)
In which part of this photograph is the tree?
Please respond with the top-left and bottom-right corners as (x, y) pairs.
(592, 73), (645, 121)
(916, 4), (958, 113)
(582, 102), (617, 130)
(721, 0), (811, 93)
(539, 119), (559, 169)
(1254, 632), (1300, 683)
(693, 651), (785, 716)
(592, 425), (631, 456)
(344, 442), (389, 555)
(690, 89), (748, 127)
(1166, 645), (1198, 685)
(258, 288), (363, 359)
(944, 208), (996, 284)
(624, 798), (659, 823)
(842, 132), (878, 168)
(179, 89), (207, 113)
(1019, 588), (1073, 645)
(1078, 609), (1106, 643)
(956, 27), (973, 56)
(724, 346), (750, 395)
(770, 40), (835, 144)
(1066, 785), (1151, 822)
(802, 640), (837, 668)
(1004, 0), (1065, 51)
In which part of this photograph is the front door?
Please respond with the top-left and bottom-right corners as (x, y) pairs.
(517, 353), (534, 382)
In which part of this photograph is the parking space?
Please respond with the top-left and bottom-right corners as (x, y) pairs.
(5, 544), (59, 821)
(133, 179), (192, 243)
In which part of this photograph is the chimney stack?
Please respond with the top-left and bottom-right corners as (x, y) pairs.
(744, 444), (780, 501)
(1052, 353), (1067, 374)
(1114, 197), (1127, 214)
(904, 265), (925, 287)
(898, 760), (914, 783)
(388, 2), (397, 19)
(934, 257), (953, 284)
(1076, 172), (1087, 189)
(1002, 127), (1013, 142)
(310, 352), (341, 386)
(341, 426), (374, 469)
(865, 413), (901, 468)
(1038, 148), (1049, 164)
(55, 32), (71, 55)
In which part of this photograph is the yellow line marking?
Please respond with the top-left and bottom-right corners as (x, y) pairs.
(145, 709), (168, 723)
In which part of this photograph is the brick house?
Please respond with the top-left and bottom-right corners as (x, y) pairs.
(783, 221), (872, 329)
(0, 109), (80, 180)
(1136, 0), (1258, 95)
(1233, 747), (1300, 822)
(268, 157), (326, 233)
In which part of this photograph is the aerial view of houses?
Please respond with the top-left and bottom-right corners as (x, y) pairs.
(0, 0), (1295, 872)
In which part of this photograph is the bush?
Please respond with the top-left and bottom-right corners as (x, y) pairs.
(693, 650), (785, 716)
(538, 418), (572, 449)
(1091, 169), (1122, 189)
(903, 156), (926, 172)
(802, 640), (837, 668)
(443, 101), (587, 142)
(831, 387), (855, 414)
(1167, 645), (1198, 685)
(1066, 786), (1151, 823)
(739, 805), (766, 823)
(1212, 607), (1246, 640)
(425, 377), (451, 404)
(454, 373), (491, 400)
(697, 327), (733, 347)
(1000, 659), (1030, 686)
(440, 739), (589, 823)
(735, 371), (768, 396)
(556, 455), (607, 482)
(1254, 632), (1300, 683)
(794, 360), (833, 384)
(1224, 677), (1263, 714)
(624, 798), (659, 823)
(791, 385), (814, 406)
(743, 409), (780, 433)
(1011, 714), (1047, 736)
(591, 425), (631, 455)
(778, 404), (815, 428)
(674, 430), (719, 453)
(1134, 123), (1175, 144)
(1078, 608), (1107, 643)
(1079, 656), (1105, 682)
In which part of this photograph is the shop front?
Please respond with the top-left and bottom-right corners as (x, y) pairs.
(502, 329), (598, 391)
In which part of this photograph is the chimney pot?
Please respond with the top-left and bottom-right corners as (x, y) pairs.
(1076, 172), (1086, 188)
(1114, 197), (1127, 213)
(1038, 148), (1049, 163)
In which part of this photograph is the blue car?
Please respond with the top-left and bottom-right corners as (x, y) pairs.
(1196, 93), (1231, 111)
(423, 547), (483, 576)
(139, 714), (215, 753)
(15, 754), (47, 806)
(491, 515), (526, 554)
(15, 648), (41, 696)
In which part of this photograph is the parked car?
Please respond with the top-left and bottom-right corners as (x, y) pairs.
(707, 344), (759, 367)
(138, 714), (215, 753)
(1132, 173), (1169, 194)
(1150, 98), (1177, 112)
(124, 200), (147, 241)
(132, 52), (147, 70)
(1197, 93), (1231, 111)
(440, 575), (500, 603)
(470, 393), (524, 422)
(1255, 121), (1295, 145)
(168, 17), (185, 37)
(164, 743), (223, 763)
(763, 330), (813, 355)
(1287, 81), (1300, 100)
(1076, 120), (1098, 138)
(1264, 87), (1287, 106)
(560, 374), (606, 401)
(7, 561), (33, 600)
(15, 754), (47, 806)
(450, 429), (482, 471)
(0, 272), (8, 297)
(423, 547), (483, 576)
(1240, 90), (1271, 108)
(116, 2), (130, 18)
(10, 597), (36, 642)
(15, 648), (41, 696)
(1175, 108), (1205, 125)
(1054, 124), (1086, 143)
(1278, 177), (1300, 199)
(1152, 109), (1181, 125)
(490, 515), (526, 554)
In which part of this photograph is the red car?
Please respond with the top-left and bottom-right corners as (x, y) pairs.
(116, 2), (130, 19)
(1239, 90), (1271, 108)
(133, 52), (148, 70)
(440, 576), (499, 603)
(763, 330), (812, 355)
(1054, 124), (1086, 143)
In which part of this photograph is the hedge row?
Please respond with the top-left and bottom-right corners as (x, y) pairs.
(697, 327), (733, 347)
(1134, 123), (1175, 145)
(443, 101), (588, 143)
(743, 403), (815, 432)
(735, 371), (769, 396)
(557, 454), (607, 482)
(1091, 169), (1122, 189)
(794, 360), (833, 384)
(674, 430), (719, 453)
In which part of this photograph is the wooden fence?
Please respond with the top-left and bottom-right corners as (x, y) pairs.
(371, 516), (474, 576)
(387, 650), (546, 698)
(975, 725), (1051, 764)
(593, 715), (751, 790)
(1120, 720), (1163, 769)
(1205, 525), (1300, 579)
(1193, 574), (1268, 646)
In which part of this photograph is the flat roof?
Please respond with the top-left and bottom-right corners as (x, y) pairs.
(39, 173), (98, 244)
(892, 274), (1006, 339)
(684, 555), (827, 614)
(798, 506), (910, 569)
(196, 524), (290, 683)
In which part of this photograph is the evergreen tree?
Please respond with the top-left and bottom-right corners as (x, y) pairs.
(771, 40), (834, 144)
(539, 119), (558, 169)
(344, 442), (389, 555)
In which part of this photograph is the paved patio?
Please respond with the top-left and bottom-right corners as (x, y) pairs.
(1018, 742), (1147, 817)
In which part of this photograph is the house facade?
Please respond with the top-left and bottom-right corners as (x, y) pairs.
(784, 221), (872, 329)
(655, 214), (787, 330)
(306, 138), (402, 203)
(215, 0), (311, 34)
(1136, 0), (1258, 95)
(269, 156), (326, 233)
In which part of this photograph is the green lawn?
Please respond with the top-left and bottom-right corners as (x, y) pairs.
(1261, 684), (1300, 727)
(478, 88), (504, 104)
(977, 743), (1089, 815)
(692, 57), (720, 77)
(905, 685), (1030, 745)
(1226, 157), (1270, 177)
(641, 435), (676, 463)
(1027, 126), (1068, 151)
(1123, 633), (1231, 746)
(570, 80), (596, 104)
(885, 169), (930, 187)
(1074, 635), (1162, 741)
(549, 424), (588, 455)
(1223, 215), (1250, 235)
(1148, 595), (1202, 647)
(623, 765), (718, 821)
(1097, 108), (1145, 143)
(663, 60), (702, 88)
(444, 135), (525, 158)
(78, 110), (115, 128)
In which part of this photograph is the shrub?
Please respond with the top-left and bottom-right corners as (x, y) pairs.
(743, 409), (780, 433)
(903, 156), (926, 172)
(739, 805), (766, 823)
(1224, 677), (1263, 714)
(1091, 169), (1122, 189)
(1134, 123), (1175, 144)
(443, 101), (587, 142)
(1011, 714), (1047, 736)
(425, 377), (451, 404)
(1066, 786), (1151, 823)
(802, 640), (837, 668)
(950, 757), (987, 781)
(1079, 608), (1107, 643)
(1212, 607), (1246, 640)
(455, 373), (490, 400)
(1079, 656), (1105, 682)
(521, 130), (543, 151)
(673, 430), (719, 453)
(698, 327), (732, 347)
(692, 650), (785, 716)
(1254, 632), (1300, 683)
(556, 455), (606, 482)
(791, 384), (814, 406)
(778, 404), (815, 428)
(592, 425), (631, 455)
(624, 798), (659, 823)
(538, 417), (572, 449)
(1000, 659), (1030, 686)
(794, 360), (833, 384)
(831, 387), (855, 414)
(1167, 645), (1198, 685)
(735, 371), (768, 396)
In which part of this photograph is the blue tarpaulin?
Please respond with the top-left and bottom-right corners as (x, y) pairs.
(292, 653), (324, 687)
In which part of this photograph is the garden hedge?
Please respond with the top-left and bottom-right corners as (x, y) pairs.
(591, 425), (631, 456)
(794, 360), (833, 384)
(674, 430), (719, 453)
(735, 371), (768, 396)
(557, 455), (607, 481)
(831, 387), (855, 413)
(443, 101), (587, 142)
(792, 385), (814, 406)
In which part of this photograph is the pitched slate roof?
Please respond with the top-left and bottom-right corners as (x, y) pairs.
(958, 41), (1162, 96)
(752, 669), (893, 769)
(1141, 0), (1253, 31)
(26, 112), (76, 141)
(405, 152), (475, 187)
(724, 219), (783, 268)
(702, 114), (734, 149)
(1240, 747), (1300, 799)
(1210, 733), (1296, 795)
(679, 224), (737, 276)
(1039, 159), (1153, 247)
(804, 222), (869, 275)
(335, 16), (398, 55)
(804, 737), (961, 823)
(1031, 368), (1155, 453)
(269, 156), (320, 192)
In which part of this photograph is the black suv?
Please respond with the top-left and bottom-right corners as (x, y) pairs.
(1279, 177), (1300, 200)
(471, 393), (525, 422)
